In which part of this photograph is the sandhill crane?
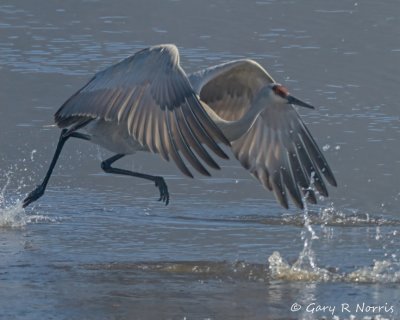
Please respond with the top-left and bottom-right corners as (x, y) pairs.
(23, 44), (336, 209)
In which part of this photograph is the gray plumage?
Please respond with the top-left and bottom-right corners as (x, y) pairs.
(55, 44), (230, 178)
(24, 44), (336, 209)
(189, 59), (336, 208)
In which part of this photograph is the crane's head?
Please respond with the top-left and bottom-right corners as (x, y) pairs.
(268, 83), (315, 109)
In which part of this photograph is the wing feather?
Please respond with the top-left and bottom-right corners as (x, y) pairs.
(175, 108), (221, 170)
(164, 110), (193, 178)
(189, 59), (336, 208)
(181, 101), (229, 160)
(157, 111), (170, 162)
(54, 44), (230, 177)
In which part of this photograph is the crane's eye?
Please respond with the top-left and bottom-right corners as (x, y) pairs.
(272, 84), (289, 98)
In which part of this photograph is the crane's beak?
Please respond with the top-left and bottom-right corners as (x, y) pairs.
(287, 95), (315, 109)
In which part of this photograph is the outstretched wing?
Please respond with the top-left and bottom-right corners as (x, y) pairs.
(232, 105), (337, 209)
(189, 59), (336, 209)
(55, 44), (230, 178)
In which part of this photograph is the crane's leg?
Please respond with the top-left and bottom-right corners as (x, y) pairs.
(101, 154), (170, 205)
(22, 130), (90, 208)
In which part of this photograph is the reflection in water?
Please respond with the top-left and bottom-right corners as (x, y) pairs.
(80, 256), (400, 285)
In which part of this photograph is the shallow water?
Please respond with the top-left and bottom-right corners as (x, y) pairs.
(1, 1), (400, 319)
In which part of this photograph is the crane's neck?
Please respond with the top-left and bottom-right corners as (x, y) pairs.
(200, 95), (266, 142)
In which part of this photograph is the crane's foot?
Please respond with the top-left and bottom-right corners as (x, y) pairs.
(22, 184), (45, 208)
(154, 176), (169, 205)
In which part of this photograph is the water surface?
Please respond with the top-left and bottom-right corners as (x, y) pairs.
(1, 1), (400, 319)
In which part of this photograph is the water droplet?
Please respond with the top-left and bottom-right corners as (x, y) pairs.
(30, 149), (37, 161)
(375, 226), (382, 240)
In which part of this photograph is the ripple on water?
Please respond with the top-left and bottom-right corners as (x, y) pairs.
(78, 253), (400, 285)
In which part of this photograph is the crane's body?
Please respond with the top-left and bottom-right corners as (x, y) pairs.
(85, 119), (147, 155)
(23, 44), (336, 209)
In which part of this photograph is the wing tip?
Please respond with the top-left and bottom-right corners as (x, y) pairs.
(328, 175), (338, 187)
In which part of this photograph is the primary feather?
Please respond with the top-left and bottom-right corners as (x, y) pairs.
(55, 44), (230, 178)
(189, 59), (336, 209)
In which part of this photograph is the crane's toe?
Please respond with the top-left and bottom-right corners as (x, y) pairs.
(22, 184), (45, 208)
(154, 176), (169, 206)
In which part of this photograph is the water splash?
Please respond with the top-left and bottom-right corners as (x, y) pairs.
(269, 174), (400, 284)
(290, 175), (319, 269)
(0, 172), (28, 228)
(346, 260), (400, 283)
(268, 194), (400, 283)
(269, 179), (333, 281)
(0, 169), (57, 228)
(268, 251), (333, 281)
(268, 251), (400, 284)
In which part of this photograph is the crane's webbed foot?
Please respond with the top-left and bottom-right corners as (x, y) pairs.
(155, 176), (169, 205)
(23, 184), (45, 208)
